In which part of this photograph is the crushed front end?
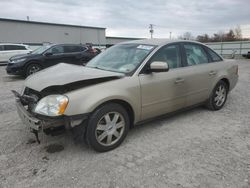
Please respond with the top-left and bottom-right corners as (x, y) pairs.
(13, 88), (88, 143)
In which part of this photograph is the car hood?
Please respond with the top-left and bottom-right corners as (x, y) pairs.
(10, 53), (39, 60)
(25, 63), (125, 92)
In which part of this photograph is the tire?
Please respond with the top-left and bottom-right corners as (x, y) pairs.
(25, 63), (42, 77)
(206, 80), (228, 111)
(86, 103), (130, 152)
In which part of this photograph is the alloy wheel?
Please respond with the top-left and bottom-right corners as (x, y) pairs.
(214, 85), (226, 107)
(95, 112), (125, 146)
(28, 64), (41, 75)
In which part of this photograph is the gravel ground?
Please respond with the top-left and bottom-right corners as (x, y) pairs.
(0, 60), (250, 188)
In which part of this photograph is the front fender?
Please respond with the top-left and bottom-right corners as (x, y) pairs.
(64, 77), (141, 123)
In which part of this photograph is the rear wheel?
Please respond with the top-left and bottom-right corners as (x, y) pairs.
(25, 63), (42, 77)
(86, 103), (129, 152)
(206, 80), (228, 110)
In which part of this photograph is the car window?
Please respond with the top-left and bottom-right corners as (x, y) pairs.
(16, 45), (27, 50)
(150, 44), (181, 69)
(205, 47), (222, 62)
(31, 45), (51, 54)
(0, 45), (3, 51)
(4, 45), (26, 51)
(64, 45), (81, 53)
(87, 44), (155, 73)
(184, 44), (209, 66)
(46, 46), (64, 54)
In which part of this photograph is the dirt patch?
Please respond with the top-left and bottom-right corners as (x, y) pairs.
(45, 144), (64, 153)
(26, 138), (36, 145)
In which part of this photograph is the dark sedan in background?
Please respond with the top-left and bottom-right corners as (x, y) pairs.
(6, 44), (97, 77)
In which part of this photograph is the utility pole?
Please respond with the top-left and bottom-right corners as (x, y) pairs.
(169, 32), (172, 39)
(149, 24), (154, 39)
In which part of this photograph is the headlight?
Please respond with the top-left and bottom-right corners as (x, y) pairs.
(34, 95), (69, 116)
(11, 58), (26, 63)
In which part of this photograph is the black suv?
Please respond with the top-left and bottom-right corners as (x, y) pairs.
(6, 44), (97, 77)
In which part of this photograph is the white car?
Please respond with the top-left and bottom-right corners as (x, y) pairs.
(0, 44), (32, 65)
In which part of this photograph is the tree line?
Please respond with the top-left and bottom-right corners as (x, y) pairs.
(179, 26), (249, 42)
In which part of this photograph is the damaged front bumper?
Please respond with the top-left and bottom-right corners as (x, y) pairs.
(16, 99), (67, 132)
(16, 99), (42, 131)
(14, 91), (89, 142)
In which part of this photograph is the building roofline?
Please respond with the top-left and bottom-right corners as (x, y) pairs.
(106, 36), (145, 40)
(0, 17), (106, 30)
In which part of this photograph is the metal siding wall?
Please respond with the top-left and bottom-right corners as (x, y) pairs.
(241, 42), (250, 54)
(0, 20), (106, 45)
(206, 41), (250, 57)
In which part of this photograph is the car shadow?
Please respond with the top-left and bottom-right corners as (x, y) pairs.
(40, 106), (207, 153)
(129, 106), (206, 135)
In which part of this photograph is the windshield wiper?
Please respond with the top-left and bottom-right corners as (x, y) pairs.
(87, 66), (123, 74)
(88, 66), (107, 71)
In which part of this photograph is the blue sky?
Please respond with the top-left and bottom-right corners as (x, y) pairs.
(0, 0), (249, 38)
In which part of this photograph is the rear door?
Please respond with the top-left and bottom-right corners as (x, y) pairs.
(1, 45), (17, 61)
(139, 43), (188, 120)
(181, 43), (216, 106)
(63, 45), (83, 65)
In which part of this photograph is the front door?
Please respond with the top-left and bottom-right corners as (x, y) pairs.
(139, 44), (187, 120)
(44, 45), (68, 67)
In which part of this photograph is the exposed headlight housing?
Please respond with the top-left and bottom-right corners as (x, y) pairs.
(11, 58), (26, 63)
(34, 95), (69, 116)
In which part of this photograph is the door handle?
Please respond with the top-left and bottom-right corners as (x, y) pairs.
(209, 71), (217, 76)
(175, 78), (185, 84)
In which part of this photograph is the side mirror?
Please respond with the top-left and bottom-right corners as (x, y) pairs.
(44, 52), (53, 56)
(149, 61), (169, 72)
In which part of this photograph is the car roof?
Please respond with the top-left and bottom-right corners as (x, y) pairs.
(120, 39), (204, 46)
(0, 43), (28, 46)
(52, 43), (87, 46)
(48, 44), (89, 48)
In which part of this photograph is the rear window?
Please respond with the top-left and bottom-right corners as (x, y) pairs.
(183, 43), (209, 66)
(46, 46), (64, 54)
(4, 45), (27, 50)
(64, 45), (81, 53)
(205, 47), (222, 62)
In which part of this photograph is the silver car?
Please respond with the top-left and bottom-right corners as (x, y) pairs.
(14, 39), (238, 152)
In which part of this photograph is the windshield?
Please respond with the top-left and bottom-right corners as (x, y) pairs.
(86, 43), (155, 73)
(31, 45), (52, 54)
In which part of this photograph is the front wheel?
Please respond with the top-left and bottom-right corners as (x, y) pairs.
(86, 103), (130, 152)
(25, 63), (42, 77)
(206, 80), (228, 110)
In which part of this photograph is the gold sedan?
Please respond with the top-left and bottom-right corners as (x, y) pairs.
(15, 39), (238, 152)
